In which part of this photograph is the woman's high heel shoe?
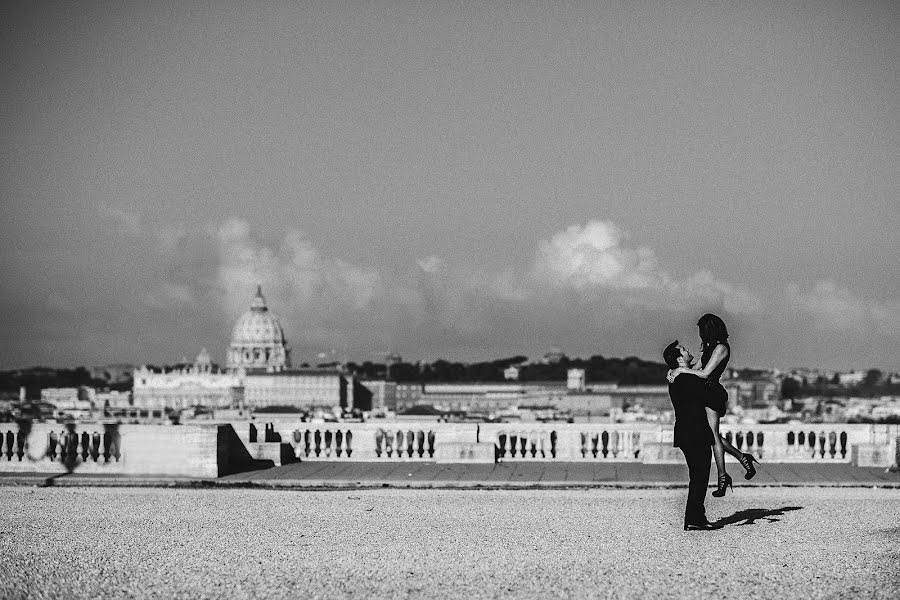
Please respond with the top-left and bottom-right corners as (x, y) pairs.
(712, 472), (732, 497)
(739, 453), (760, 480)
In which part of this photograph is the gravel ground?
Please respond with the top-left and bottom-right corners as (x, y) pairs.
(0, 487), (897, 599)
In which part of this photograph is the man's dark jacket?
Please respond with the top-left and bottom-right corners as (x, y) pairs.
(668, 373), (715, 447)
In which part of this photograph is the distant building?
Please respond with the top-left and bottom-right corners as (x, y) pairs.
(542, 347), (566, 364)
(40, 387), (82, 406)
(132, 288), (349, 413)
(133, 352), (242, 410)
(359, 379), (397, 411)
(838, 371), (866, 386)
(243, 369), (348, 411)
(41, 386), (94, 417)
(724, 378), (780, 409)
(504, 366), (520, 381)
(395, 383), (424, 411)
(96, 390), (132, 409)
(567, 368), (586, 392)
(227, 285), (290, 373)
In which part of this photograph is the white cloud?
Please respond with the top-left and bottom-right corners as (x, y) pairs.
(531, 221), (662, 289)
(215, 218), (384, 329)
(787, 280), (900, 332)
(529, 220), (761, 315)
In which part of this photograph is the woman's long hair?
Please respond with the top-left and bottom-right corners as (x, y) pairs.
(697, 313), (729, 352)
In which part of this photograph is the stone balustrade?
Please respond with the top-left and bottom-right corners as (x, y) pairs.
(2, 422), (896, 475)
(1, 424), (122, 472)
(235, 421), (899, 467)
(0, 422), (240, 477)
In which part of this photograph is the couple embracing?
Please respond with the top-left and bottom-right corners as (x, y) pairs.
(664, 313), (760, 531)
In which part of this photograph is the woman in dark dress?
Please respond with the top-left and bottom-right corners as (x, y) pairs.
(667, 314), (759, 496)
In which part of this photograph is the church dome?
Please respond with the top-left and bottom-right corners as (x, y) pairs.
(227, 286), (291, 372)
(230, 288), (287, 346)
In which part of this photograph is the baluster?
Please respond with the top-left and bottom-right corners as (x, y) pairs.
(756, 432), (764, 458)
(406, 430), (414, 458)
(79, 431), (89, 462)
(724, 431), (733, 445)
(52, 431), (66, 462)
(345, 431), (353, 458)
(49, 431), (58, 461)
(632, 432), (641, 459)
(735, 431), (744, 451)
(610, 431), (620, 458)
(91, 432), (101, 462)
(509, 434), (518, 458)
(579, 432), (587, 458)
(540, 431), (549, 458)
(375, 429), (384, 458)
(818, 431), (826, 458)
(529, 432), (537, 458)
(416, 431), (425, 457)
(4, 430), (12, 460)
(335, 430), (344, 457)
(303, 430), (312, 458)
(313, 430), (322, 457)
(808, 431), (816, 459)
(67, 431), (79, 463)
(395, 431), (404, 458)
(324, 430), (333, 457)
(427, 431), (435, 458)
(600, 431), (609, 458)
(14, 430), (26, 461)
(828, 431), (837, 458)
(292, 430), (302, 458)
(839, 431), (847, 458)
(111, 429), (122, 462)
(590, 433), (599, 458)
(498, 432), (507, 458)
(746, 430), (754, 451)
(550, 431), (557, 459)
(385, 430), (394, 457)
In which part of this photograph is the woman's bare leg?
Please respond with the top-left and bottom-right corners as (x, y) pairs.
(718, 430), (744, 460)
(706, 407), (726, 479)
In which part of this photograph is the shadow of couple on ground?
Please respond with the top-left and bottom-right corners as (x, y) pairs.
(714, 506), (803, 527)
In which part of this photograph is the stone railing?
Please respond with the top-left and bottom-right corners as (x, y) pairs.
(237, 421), (457, 461)
(1, 424), (122, 472)
(0, 422), (239, 477)
(3, 421), (895, 474)
(234, 421), (899, 467)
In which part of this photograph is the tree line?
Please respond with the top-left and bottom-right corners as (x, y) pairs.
(344, 354), (669, 386)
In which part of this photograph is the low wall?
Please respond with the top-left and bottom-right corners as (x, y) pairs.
(2, 422), (897, 476)
(227, 421), (900, 467)
(0, 423), (253, 478)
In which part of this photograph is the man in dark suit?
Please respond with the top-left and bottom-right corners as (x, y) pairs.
(664, 340), (720, 531)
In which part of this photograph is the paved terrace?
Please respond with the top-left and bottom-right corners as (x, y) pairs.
(1, 487), (897, 599)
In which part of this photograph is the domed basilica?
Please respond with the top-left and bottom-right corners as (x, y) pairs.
(133, 287), (355, 413)
(227, 285), (291, 373)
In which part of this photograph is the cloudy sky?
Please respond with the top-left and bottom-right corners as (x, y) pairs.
(1, 1), (897, 370)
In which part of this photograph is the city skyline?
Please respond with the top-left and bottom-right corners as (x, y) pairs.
(1, 2), (898, 370)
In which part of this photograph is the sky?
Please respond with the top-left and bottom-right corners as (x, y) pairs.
(1, 1), (897, 371)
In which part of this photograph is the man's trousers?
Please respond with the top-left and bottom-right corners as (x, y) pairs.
(680, 444), (712, 525)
